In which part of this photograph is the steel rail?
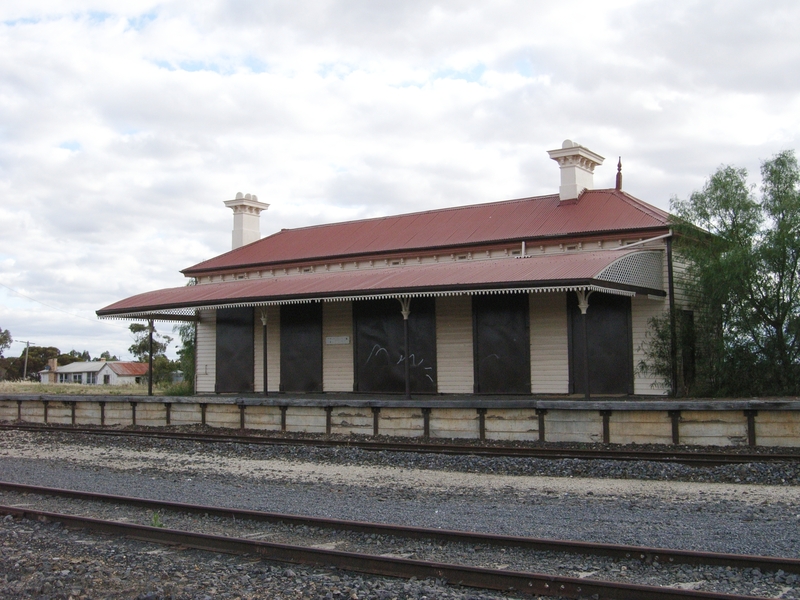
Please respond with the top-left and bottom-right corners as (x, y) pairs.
(0, 504), (776, 600)
(1, 481), (798, 577)
(1, 423), (797, 465)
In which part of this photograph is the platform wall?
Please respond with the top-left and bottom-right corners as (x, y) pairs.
(3, 399), (798, 447)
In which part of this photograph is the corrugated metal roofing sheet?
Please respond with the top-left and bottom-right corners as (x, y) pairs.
(184, 189), (670, 275)
(48, 361), (148, 375)
(99, 250), (660, 316)
(108, 362), (149, 376)
(50, 361), (107, 374)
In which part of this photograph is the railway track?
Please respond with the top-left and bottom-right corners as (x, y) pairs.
(0, 481), (796, 599)
(2, 422), (797, 466)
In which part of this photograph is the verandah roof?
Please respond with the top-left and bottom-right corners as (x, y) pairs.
(97, 249), (665, 320)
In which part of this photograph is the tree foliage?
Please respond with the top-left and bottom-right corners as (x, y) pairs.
(128, 323), (178, 385)
(59, 349), (92, 366)
(645, 150), (800, 396)
(0, 346), (60, 380)
(0, 327), (11, 358)
(128, 323), (172, 362)
(173, 322), (195, 394)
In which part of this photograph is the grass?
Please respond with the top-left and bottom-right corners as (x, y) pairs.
(0, 381), (171, 396)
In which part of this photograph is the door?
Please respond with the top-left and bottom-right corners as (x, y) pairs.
(569, 292), (632, 395)
(472, 293), (531, 394)
(280, 303), (323, 392)
(353, 298), (437, 393)
(215, 307), (254, 393)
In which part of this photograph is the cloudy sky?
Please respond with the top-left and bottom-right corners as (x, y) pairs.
(1, 0), (799, 361)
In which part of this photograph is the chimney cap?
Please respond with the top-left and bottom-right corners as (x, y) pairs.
(547, 140), (605, 166)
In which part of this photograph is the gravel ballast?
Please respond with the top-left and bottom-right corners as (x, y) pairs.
(0, 429), (798, 599)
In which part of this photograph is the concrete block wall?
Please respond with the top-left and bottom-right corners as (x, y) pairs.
(136, 403), (167, 427)
(75, 403), (102, 425)
(330, 407), (372, 436)
(0, 398), (797, 447)
(242, 406), (282, 431)
(0, 401), (16, 421)
(204, 404), (240, 429)
(545, 409), (603, 443)
(429, 408), (478, 439)
(680, 410), (748, 446)
(609, 410), (672, 445)
(285, 406), (326, 434)
(379, 408), (424, 437)
(46, 402), (72, 425)
(19, 402), (45, 423)
(104, 402), (134, 426)
(170, 403), (202, 426)
(485, 408), (539, 441)
(756, 411), (800, 447)
(115, 402), (134, 426)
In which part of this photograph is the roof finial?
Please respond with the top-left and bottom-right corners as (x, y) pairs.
(615, 156), (623, 191)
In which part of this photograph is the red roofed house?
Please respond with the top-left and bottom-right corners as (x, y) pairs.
(39, 360), (149, 386)
(98, 141), (684, 398)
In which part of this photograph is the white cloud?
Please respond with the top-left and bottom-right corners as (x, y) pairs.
(1, 0), (799, 359)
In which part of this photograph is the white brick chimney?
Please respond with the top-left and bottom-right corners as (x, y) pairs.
(223, 192), (270, 250)
(547, 140), (605, 201)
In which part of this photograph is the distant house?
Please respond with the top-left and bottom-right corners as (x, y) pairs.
(39, 359), (149, 385)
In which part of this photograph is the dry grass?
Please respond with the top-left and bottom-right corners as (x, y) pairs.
(0, 381), (166, 396)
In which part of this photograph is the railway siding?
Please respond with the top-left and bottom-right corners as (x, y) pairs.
(1, 488), (799, 598)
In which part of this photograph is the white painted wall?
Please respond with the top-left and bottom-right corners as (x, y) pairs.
(631, 294), (669, 395)
(195, 310), (216, 393)
(323, 301), (354, 392)
(529, 292), (569, 394)
(435, 295), (474, 393)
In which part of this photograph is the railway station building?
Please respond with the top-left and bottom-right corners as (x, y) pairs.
(98, 140), (683, 398)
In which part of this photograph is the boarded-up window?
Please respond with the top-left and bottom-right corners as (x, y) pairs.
(568, 292), (632, 395)
(280, 303), (323, 392)
(473, 293), (531, 394)
(354, 298), (437, 393)
(215, 307), (254, 393)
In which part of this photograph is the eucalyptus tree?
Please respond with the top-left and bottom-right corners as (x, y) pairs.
(648, 150), (800, 396)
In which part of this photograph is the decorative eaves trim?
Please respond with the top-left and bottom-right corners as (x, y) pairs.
(98, 283), (636, 321)
(596, 250), (664, 292)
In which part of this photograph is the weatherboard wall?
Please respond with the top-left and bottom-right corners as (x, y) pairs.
(631, 294), (669, 395)
(435, 295), (474, 394)
(529, 292), (569, 394)
(323, 301), (354, 392)
(196, 310), (216, 393)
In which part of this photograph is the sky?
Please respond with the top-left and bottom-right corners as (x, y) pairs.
(1, 0), (799, 362)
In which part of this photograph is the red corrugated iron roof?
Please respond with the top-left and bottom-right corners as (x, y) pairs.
(108, 362), (149, 376)
(99, 250), (659, 316)
(183, 189), (670, 276)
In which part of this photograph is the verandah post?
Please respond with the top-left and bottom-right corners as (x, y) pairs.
(575, 290), (593, 401)
(398, 297), (412, 400)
